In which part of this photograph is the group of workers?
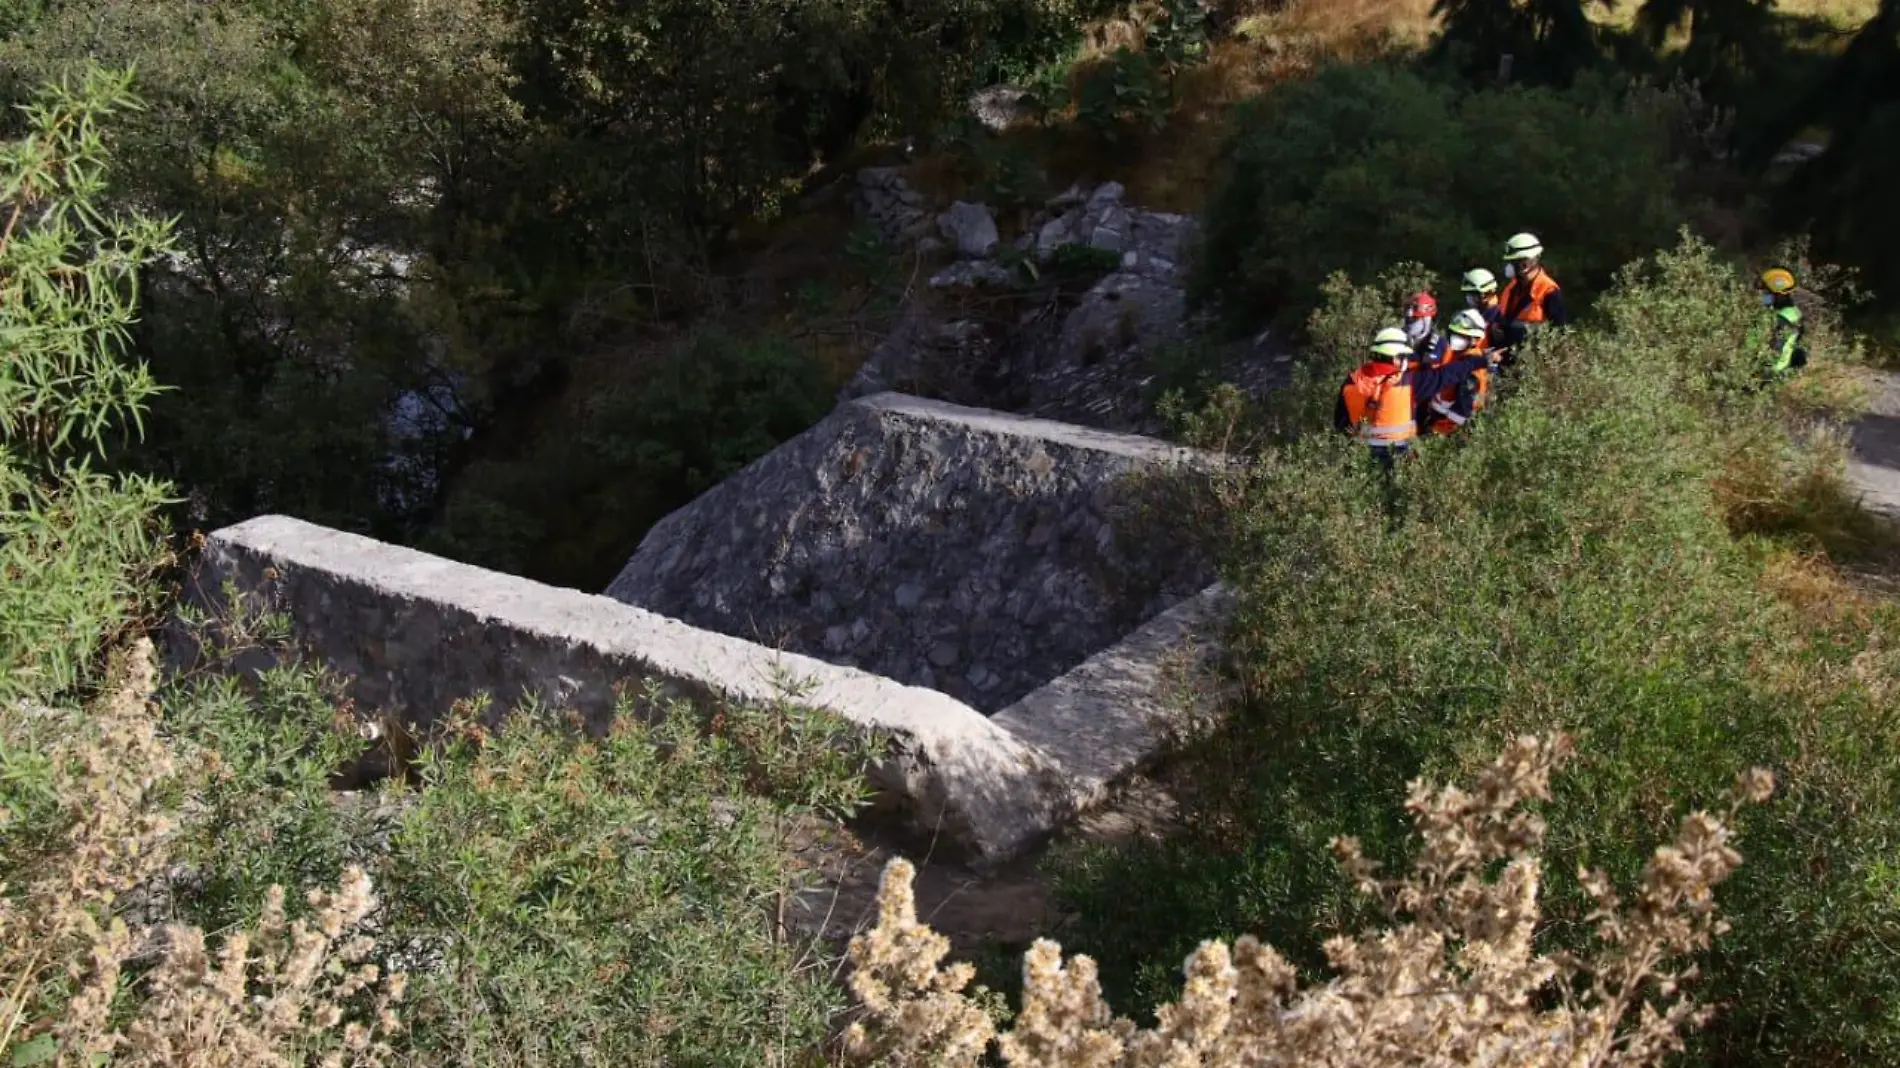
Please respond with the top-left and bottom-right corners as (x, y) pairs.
(1336, 231), (1808, 469)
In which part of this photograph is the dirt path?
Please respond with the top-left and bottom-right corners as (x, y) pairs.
(785, 774), (1181, 957)
(1848, 368), (1900, 522)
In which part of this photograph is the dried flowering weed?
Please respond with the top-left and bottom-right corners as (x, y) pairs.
(842, 734), (1773, 1068)
(2, 639), (404, 1067)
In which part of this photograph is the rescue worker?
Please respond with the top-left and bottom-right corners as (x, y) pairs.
(1335, 326), (1493, 470)
(1751, 266), (1807, 380)
(1403, 291), (1442, 360)
(1494, 232), (1567, 356)
(1426, 309), (1493, 436)
(1460, 268), (1501, 334)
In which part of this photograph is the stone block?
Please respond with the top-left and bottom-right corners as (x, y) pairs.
(174, 514), (1075, 866)
(992, 584), (1232, 811)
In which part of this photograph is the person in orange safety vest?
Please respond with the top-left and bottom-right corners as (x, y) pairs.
(1335, 326), (1494, 470)
(1424, 309), (1493, 435)
(1493, 232), (1567, 357)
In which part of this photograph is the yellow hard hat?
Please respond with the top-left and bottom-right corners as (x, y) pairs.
(1760, 267), (1797, 295)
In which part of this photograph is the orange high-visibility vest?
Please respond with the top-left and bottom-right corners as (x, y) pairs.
(1342, 363), (1417, 446)
(1499, 269), (1560, 326)
(1427, 338), (1490, 435)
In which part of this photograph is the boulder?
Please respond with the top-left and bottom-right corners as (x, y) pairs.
(855, 166), (934, 249)
(1032, 180), (1140, 261)
(938, 201), (1000, 259)
(1047, 183), (1088, 211)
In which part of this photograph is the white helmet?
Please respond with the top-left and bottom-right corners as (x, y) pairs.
(1370, 326), (1413, 359)
(1449, 308), (1489, 339)
(1460, 267), (1499, 295)
(1503, 232), (1544, 261)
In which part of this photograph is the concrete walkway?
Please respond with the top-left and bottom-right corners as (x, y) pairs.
(1848, 369), (1900, 522)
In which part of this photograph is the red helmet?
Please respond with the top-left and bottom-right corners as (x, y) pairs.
(1405, 291), (1438, 321)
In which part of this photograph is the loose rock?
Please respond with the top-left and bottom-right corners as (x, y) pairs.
(929, 259), (1016, 290)
(938, 201), (1000, 259)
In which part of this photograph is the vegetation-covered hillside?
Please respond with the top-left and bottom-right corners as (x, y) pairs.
(6, 1), (1900, 1066)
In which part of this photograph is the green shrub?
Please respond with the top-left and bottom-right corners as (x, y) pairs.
(158, 663), (377, 933)
(1065, 0), (1209, 142)
(1052, 233), (1900, 1068)
(1072, 47), (1170, 141)
(1194, 62), (1687, 333)
(0, 66), (175, 706)
(376, 693), (872, 1067)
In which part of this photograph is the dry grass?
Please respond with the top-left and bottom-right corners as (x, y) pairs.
(1, 639), (404, 1067)
(1607, 0), (1879, 31)
(1759, 548), (1888, 626)
(840, 735), (1774, 1068)
(1230, 0), (1438, 56)
(1080, 0), (1878, 211)
(1714, 413), (1900, 587)
(890, 0), (1445, 215)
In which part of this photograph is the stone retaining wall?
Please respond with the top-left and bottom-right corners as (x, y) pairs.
(605, 392), (1217, 712)
(177, 514), (1229, 867)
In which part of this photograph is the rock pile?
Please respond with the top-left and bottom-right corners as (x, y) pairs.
(846, 172), (1210, 433)
(1021, 186), (1201, 433)
(854, 166), (936, 252)
(836, 304), (1009, 407)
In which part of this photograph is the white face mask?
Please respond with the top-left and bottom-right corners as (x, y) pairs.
(1449, 335), (1472, 352)
(1464, 294), (1481, 308)
(1405, 317), (1432, 343)
(1503, 263), (1518, 280)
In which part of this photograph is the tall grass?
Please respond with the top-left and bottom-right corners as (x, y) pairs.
(1053, 233), (1900, 1068)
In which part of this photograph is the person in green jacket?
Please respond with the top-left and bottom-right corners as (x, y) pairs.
(1751, 266), (1807, 380)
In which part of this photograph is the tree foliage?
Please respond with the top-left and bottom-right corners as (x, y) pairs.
(1762, 0), (1900, 304)
(1431, 0), (1602, 84)
(1194, 62), (1686, 333)
(1633, 0), (1777, 90)
(0, 0), (1119, 568)
(2, 71), (878, 1068)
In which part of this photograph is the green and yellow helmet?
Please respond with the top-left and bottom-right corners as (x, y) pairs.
(1760, 266), (1797, 295)
(1461, 267), (1499, 295)
(1370, 326), (1414, 358)
(1449, 309), (1489, 339)
(1503, 232), (1544, 261)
